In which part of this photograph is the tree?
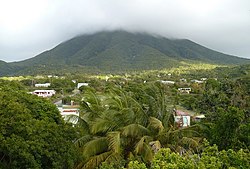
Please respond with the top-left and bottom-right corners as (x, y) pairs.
(0, 80), (79, 169)
(73, 84), (201, 168)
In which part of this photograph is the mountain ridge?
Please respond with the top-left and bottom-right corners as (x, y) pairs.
(1, 30), (249, 76)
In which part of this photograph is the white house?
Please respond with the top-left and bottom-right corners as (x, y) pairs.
(191, 79), (203, 84)
(77, 83), (89, 89)
(201, 78), (207, 81)
(57, 105), (80, 124)
(159, 80), (175, 85)
(178, 88), (191, 94)
(32, 90), (56, 97)
(35, 83), (51, 87)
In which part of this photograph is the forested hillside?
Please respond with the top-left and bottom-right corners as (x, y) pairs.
(1, 31), (249, 76)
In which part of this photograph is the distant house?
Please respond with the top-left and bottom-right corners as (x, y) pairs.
(193, 114), (206, 122)
(178, 88), (191, 94)
(77, 83), (89, 89)
(174, 110), (191, 128)
(159, 80), (175, 85)
(35, 83), (51, 87)
(57, 104), (80, 124)
(31, 90), (56, 97)
(191, 79), (203, 84)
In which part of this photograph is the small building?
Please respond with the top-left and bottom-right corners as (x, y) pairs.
(178, 88), (191, 94)
(35, 83), (51, 87)
(57, 104), (80, 124)
(31, 90), (56, 97)
(191, 79), (203, 84)
(174, 110), (191, 128)
(193, 114), (206, 122)
(77, 83), (89, 89)
(159, 80), (175, 85)
(201, 78), (207, 81)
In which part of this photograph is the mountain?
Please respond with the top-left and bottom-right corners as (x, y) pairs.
(0, 60), (21, 76)
(2, 31), (250, 75)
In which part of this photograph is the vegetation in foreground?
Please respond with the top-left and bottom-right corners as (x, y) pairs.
(0, 64), (249, 168)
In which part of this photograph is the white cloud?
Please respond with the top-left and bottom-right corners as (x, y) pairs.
(0, 0), (249, 61)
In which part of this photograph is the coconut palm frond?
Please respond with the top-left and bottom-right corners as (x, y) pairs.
(66, 114), (90, 133)
(107, 131), (121, 153)
(122, 124), (150, 138)
(91, 117), (117, 134)
(135, 136), (152, 154)
(141, 142), (154, 162)
(74, 135), (92, 147)
(83, 151), (113, 169)
(84, 90), (102, 107)
(64, 114), (80, 124)
(181, 137), (199, 148)
(149, 117), (164, 132)
(83, 137), (109, 159)
(80, 100), (92, 113)
(105, 152), (123, 163)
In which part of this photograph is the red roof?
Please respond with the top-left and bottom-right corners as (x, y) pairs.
(175, 110), (189, 116)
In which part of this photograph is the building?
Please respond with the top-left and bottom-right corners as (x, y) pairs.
(191, 79), (204, 84)
(178, 88), (191, 94)
(159, 80), (175, 85)
(31, 90), (56, 97)
(57, 104), (80, 124)
(77, 83), (89, 89)
(174, 110), (191, 128)
(35, 83), (51, 87)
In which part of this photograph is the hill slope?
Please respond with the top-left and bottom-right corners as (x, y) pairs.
(2, 31), (250, 75)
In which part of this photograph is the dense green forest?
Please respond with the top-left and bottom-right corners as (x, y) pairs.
(0, 64), (250, 168)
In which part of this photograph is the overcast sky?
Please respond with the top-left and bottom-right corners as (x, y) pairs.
(0, 0), (250, 62)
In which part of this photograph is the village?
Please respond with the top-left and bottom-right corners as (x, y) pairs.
(27, 74), (208, 128)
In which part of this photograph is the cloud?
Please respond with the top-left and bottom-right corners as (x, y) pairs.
(0, 0), (249, 62)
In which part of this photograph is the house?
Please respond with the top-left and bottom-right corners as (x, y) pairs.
(57, 104), (80, 124)
(191, 79), (203, 84)
(178, 88), (191, 94)
(31, 90), (56, 97)
(35, 83), (51, 87)
(174, 110), (191, 128)
(193, 114), (206, 122)
(77, 83), (89, 89)
(159, 80), (175, 85)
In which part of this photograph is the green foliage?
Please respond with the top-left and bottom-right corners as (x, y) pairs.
(73, 83), (201, 168)
(128, 161), (147, 169)
(150, 146), (250, 169)
(0, 80), (80, 168)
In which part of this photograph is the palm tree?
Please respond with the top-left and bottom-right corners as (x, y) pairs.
(72, 83), (201, 168)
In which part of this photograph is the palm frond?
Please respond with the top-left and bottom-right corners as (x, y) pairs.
(83, 137), (109, 158)
(83, 151), (113, 169)
(74, 135), (92, 147)
(66, 114), (90, 133)
(122, 124), (150, 138)
(180, 137), (199, 148)
(91, 117), (118, 134)
(135, 136), (152, 154)
(107, 131), (121, 153)
(149, 117), (164, 132)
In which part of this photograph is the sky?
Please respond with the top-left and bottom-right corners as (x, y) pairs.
(0, 0), (250, 62)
